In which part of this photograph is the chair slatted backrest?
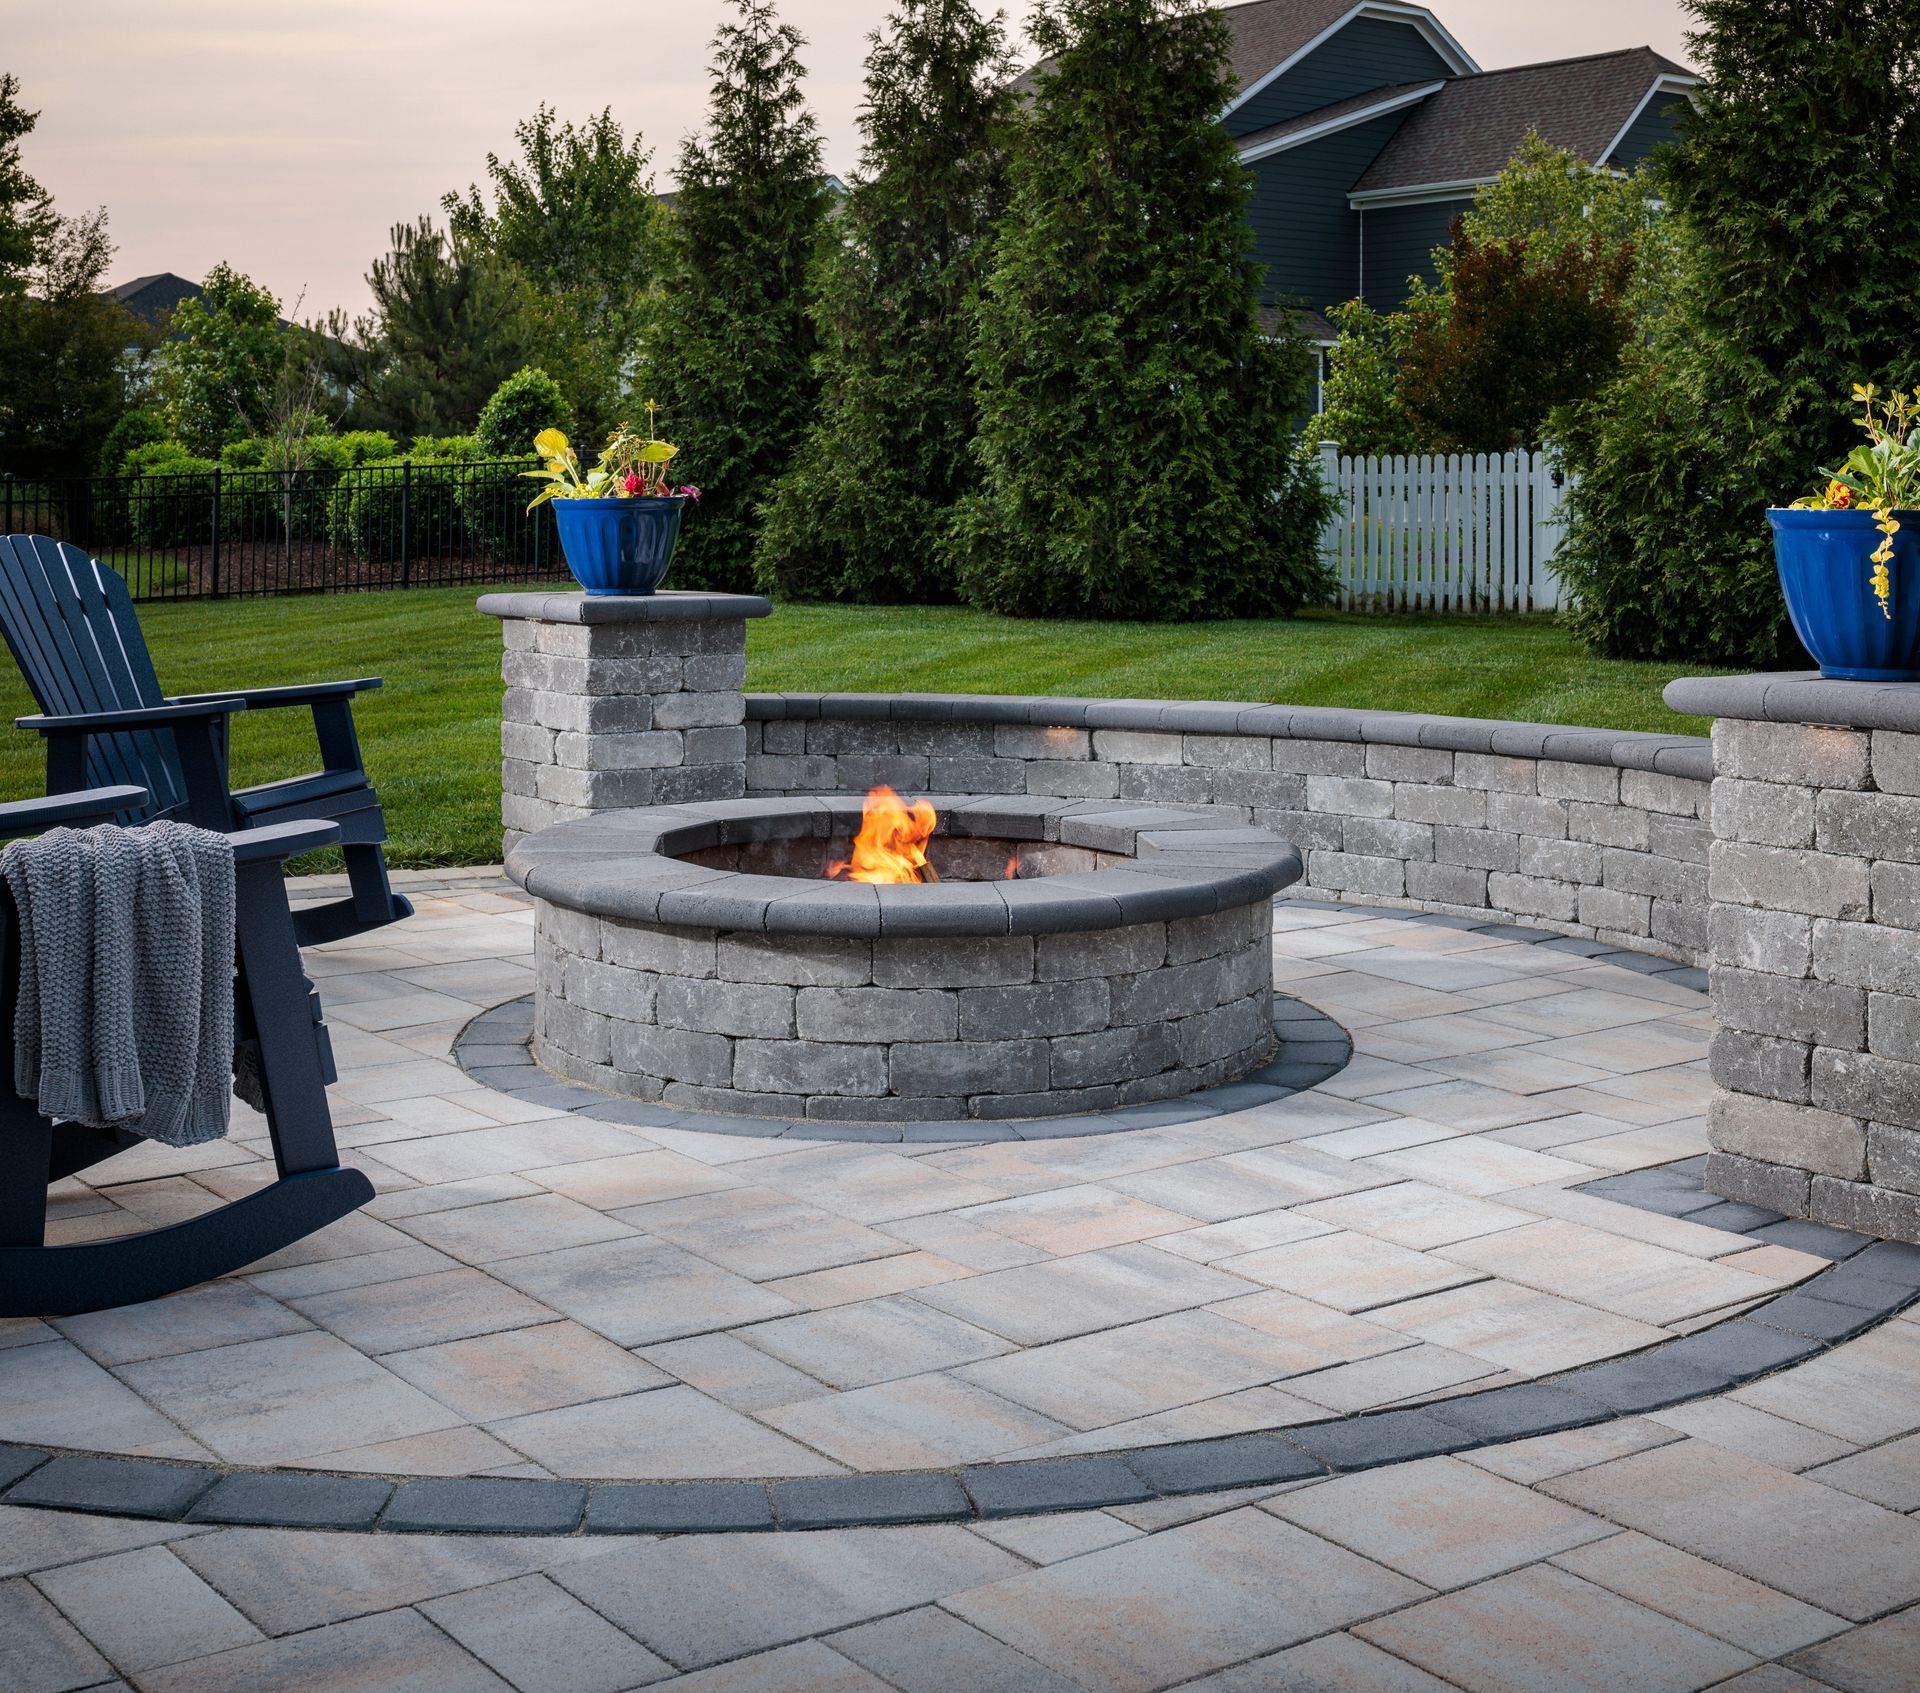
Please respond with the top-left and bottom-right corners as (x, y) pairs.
(0, 536), (182, 818)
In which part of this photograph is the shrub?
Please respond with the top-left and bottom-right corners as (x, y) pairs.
(334, 429), (397, 467)
(330, 441), (481, 560)
(95, 407), (167, 477)
(1302, 300), (1421, 459)
(475, 366), (572, 458)
(122, 442), (220, 547)
(1400, 228), (1634, 453)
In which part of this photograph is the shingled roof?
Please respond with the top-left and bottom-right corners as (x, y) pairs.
(1353, 46), (1694, 193)
(1232, 79), (1443, 157)
(1011, 0), (1465, 101)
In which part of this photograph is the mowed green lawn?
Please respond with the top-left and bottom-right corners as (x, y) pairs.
(0, 586), (1724, 868)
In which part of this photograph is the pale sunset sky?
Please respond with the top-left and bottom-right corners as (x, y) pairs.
(5, 0), (1693, 322)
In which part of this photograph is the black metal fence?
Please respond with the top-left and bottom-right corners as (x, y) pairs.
(0, 459), (571, 600)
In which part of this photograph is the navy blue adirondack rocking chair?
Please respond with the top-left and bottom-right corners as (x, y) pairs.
(0, 534), (411, 947)
(0, 787), (374, 1317)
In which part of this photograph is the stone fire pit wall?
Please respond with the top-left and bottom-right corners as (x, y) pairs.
(1668, 674), (1920, 1245)
(513, 798), (1298, 1121)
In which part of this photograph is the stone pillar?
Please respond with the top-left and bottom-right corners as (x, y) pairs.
(1668, 673), (1920, 1243)
(479, 590), (772, 854)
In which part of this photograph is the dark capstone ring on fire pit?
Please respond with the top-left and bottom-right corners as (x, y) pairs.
(505, 796), (1306, 1125)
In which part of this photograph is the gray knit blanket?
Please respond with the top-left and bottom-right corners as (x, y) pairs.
(2, 821), (237, 1147)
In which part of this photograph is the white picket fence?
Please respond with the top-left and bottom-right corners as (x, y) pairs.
(1316, 443), (1570, 613)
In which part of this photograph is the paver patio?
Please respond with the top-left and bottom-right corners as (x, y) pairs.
(2, 874), (1917, 1688)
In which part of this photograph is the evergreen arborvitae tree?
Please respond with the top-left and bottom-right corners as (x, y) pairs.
(950, 0), (1331, 620)
(1556, 0), (1920, 665)
(756, 0), (1013, 604)
(641, 0), (826, 592)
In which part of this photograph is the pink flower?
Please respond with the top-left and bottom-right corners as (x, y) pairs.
(622, 471), (641, 496)
(676, 484), (701, 501)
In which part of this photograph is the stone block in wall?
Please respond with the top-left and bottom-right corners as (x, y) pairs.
(1712, 778), (1815, 848)
(1212, 769), (1308, 810)
(1601, 846), (1705, 902)
(996, 723), (1090, 761)
(838, 754), (931, 792)
(1713, 719), (1870, 788)
(1270, 740), (1366, 776)
(1406, 861), (1489, 907)
(1707, 1092), (1865, 1179)
(1364, 744), (1454, 784)
(1305, 775), (1393, 818)
(1704, 1150), (1811, 1214)
(1519, 837), (1601, 884)
(1434, 825), (1520, 873)
(1119, 765), (1218, 805)
(807, 718), (897, 756)
(1817, 789), (1920, 863)
(1714, 964), (1864, 1050)
(1183, 734), (1270, 771)
(1087, 728), (1182, 764)
(1486, 792), (1568, 839)
(930, 757), (1027, 793)
(1393, 783), (1487, 828)
(1709, 840), (1869, 920)
(1344, 817), (1435, 862)
(1453, 753), (1537, 793)
(1026, 760), (1120, 799)
(1709, 1028), (1811, 1104)
(1811, 1048), (1920, 1125)
(1812, 918), (1920, 995)
(1537, 760), (1620, 803)
(1646, 814), (1712, 866)
(747, 754), (836, 792)
(1868, 993), (1920, 1063)
(657, 977), (797, 1039)
(1868, 861), (1920, 928)
(1487, 872), (1578, 922)
(1567, 801), (1649, 850)
(1867, 1124), (1920, 1195)
(1307, 849), (1406, 897)
(1651, 897), (1706, 955)
(1620, 769), (1710, 818)
(1578, 885), (1650, 936)
(1708, 906), (1811, 977)
(1808, 1175), (1920, 1240)
(1870, 729), (1920, 795)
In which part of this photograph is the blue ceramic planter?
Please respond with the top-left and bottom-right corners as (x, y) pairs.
(1770, 507), (1920, 682)
(552, 496), (688, 597)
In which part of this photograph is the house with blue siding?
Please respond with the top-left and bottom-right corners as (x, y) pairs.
(1022, 1), (1696, 404)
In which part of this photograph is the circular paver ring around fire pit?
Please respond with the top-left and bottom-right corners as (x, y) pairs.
(500, 795), (1311, 1136)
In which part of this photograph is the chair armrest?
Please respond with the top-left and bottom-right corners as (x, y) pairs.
(230, 819), (343, 865)
(170, 679), (383, 710)
(17, 698), (247, 735)
(0, 786), (151, 835)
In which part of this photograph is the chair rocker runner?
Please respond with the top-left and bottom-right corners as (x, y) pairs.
(0, 789), (374, 1318)
(0, 533), (412, 947)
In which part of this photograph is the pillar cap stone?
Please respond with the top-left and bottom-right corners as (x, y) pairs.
(1666, 671), (1920, 732)
(479, 590), (772, 624)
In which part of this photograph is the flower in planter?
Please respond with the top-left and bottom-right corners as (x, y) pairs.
(524, 404), (687, 511)
(1789, 383), (1920, 620)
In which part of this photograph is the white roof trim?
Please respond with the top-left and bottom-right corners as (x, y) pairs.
(1237, 81), (1446, 163)
(1597, 74), (1701, 166)
(1348, 176), (1495, 209)
(1218, 2), (1480, 126)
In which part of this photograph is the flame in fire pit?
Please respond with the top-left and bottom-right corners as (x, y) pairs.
(828, 787), (940, 884)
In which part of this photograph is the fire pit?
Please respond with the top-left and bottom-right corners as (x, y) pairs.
(506, 793), (1302, 1123)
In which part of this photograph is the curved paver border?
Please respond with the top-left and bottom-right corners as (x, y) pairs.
(3, 1235), (1913, 1536)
